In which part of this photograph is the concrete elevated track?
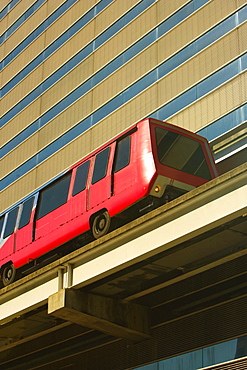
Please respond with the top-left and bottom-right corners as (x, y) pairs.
(0, 164), (246, 369)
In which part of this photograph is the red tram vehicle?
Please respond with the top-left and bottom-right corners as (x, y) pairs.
(0, 118), (218, 286)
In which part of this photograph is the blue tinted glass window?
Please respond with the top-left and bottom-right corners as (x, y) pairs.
(239, 5), (247, 24)
(2, 0), (242, 133)
(0, 0), (21, 21)
(136, 336), (247, 370)
(198, 104), (247, 141)
(1, 0), (154, 99)
(2, 0), (46, 42)
(96, 0), (112, 15)
(197, 58), (240, 98)
(241, 53), (247, 71)
(158, 1), (193, 38)
(2, 54), (245, 193)
(1, 0), (104, 69)
(2, 4), (246, 193)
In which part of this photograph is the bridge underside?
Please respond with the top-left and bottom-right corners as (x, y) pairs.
(0, 165), (246, 370)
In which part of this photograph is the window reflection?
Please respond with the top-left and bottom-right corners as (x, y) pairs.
(135, 336), (247, 370)
(2, 4), (247, 191)
(235, 336), (247, 359)
(2, 53), (246, 192)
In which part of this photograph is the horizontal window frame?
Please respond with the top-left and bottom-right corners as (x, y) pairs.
(1, 53), (246, 192)
(0, 0), (110, 69)
(0, 0), (21, 21)
(0, 0), (47, 45)
(1, 0), (151, 98)
(1, 0), (214, 149)
(1, 3), (245, 160)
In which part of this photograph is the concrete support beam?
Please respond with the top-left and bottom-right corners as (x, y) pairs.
(48, 288), (150, 342)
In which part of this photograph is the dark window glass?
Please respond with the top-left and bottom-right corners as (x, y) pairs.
(92, 147), (110, 184)
(155, 127), (211, 180)
(113, 136), (131, 173)
(18, 197), (35, 229)
(3, 207), (19, 238)
(37, 173), (71, 220)
(0, 216), (4, 237)
(72, 161), (90, 196)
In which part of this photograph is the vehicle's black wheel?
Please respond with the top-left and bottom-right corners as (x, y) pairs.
(2, 263), (16, 286)
(91, 211), (111, 239)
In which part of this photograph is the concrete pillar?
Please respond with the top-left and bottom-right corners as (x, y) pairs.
(48, 288), (150, 342)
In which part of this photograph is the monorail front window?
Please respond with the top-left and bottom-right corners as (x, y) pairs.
(155, 127), (211, 180)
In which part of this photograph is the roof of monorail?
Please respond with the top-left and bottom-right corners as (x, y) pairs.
(0, 163), (246, 368)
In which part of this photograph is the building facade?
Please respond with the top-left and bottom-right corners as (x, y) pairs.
(1, 0), (247, 368)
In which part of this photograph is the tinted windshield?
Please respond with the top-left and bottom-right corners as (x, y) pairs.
(155, 127), (211, 180)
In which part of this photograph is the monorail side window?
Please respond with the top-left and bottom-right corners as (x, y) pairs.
(72, 161), (90, 196)
(0, 216), (4, 237)
(37, 173), (71, 220)
(92, 147), (110, 184)
(155, 127), (211, 180)
(3, 207), (19, 238)
(113, 135), (131, 173)
(18, 197), (35, 229)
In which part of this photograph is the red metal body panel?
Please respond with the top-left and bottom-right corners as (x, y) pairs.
(0, 235), (14, 260)
(0, 118), (218, 273)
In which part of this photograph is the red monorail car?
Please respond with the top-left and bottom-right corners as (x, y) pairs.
(0, 118), (218, 286)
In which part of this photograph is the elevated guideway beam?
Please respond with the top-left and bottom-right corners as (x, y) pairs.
(0, 164), (246, 341)
(48, 288), (151, 342)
